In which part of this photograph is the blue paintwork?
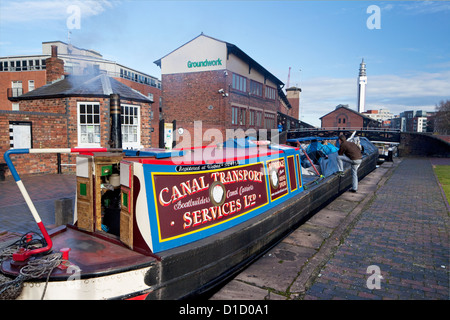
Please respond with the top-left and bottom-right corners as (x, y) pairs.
(3, 149), (29, 182)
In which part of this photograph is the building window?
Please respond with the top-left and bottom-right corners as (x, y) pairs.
(11, 81), (23, 97)
(249, 109), (263, 127)
(78, 102), (101, 147)
(231, 106), (247, 126)
(121, 104), (140, 149)
(256, 111), (263, 127)
(249, 109), (255, 126)
(265, 86), (276, 100)
(250, 80), (263, 97)
(232, 73), (247, 93)
(28, 80), (35, 92)
(264, 112), (276, 129)
(232, 106), (239, 125)
(239, 107), (246, 126)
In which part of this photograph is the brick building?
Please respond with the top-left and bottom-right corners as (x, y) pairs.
(1, 48), (156, 176)
(320, 104), (381, 129)
(154, 34), (300, 146)
(1, 41), (161, 111)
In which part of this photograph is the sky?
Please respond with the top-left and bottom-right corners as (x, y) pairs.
(1, 0), (449, 127)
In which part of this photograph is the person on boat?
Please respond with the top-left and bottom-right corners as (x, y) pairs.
(278, 122), (283, 132)
(336, 134), (362, 193)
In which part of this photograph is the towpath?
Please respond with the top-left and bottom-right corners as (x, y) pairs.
(210, 157), (449, 300)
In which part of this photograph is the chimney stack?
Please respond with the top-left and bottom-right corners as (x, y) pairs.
(286, 87), (302, 120)
(45, 45), (65, 84)
(109, 94), (122, 149)
(51, 45), (58, 58)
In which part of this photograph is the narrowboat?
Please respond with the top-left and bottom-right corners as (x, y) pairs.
(1, 134), (377, 300)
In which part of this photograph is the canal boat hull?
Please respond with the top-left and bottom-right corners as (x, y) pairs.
(142, 146), (377, 299)
(1, 137), (377, 300)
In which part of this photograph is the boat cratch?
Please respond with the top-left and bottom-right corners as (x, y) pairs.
(1, 134), (377, 300)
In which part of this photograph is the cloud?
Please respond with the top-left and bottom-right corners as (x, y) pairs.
(401, 1), (450, 15)
(0, 0), (115, 23)
(298, 70), (450, 127)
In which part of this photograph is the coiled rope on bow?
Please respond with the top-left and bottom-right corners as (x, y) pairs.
(0, 252), (63, 300)
(1, 233), (63, 300)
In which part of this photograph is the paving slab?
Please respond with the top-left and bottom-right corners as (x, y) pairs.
(306, 209), (348, 229)
(282, 223), (332, 250)
(210, 279), (285, 300)
(324, 198), (359, 214)
(233, 242), (316, 293)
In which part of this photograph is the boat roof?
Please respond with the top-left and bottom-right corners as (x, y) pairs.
(123, 138), (298, 165)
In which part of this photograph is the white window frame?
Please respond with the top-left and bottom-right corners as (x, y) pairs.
(121, 104), (141, 149)
(11, 80), (22, 97)
(77, 102), (101, 147)
(28, 80), (35, 92)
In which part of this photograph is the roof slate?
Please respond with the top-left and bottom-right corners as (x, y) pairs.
(14, 73), (152, 103)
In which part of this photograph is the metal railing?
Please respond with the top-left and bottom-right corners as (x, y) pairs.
(288, 127), (401, 133)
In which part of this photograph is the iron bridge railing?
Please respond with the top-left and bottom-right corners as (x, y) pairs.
(287, 127), (401, 143)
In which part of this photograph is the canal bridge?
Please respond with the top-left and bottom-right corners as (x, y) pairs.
(285, 127), (450, 157)
(287, 127), (401, 143)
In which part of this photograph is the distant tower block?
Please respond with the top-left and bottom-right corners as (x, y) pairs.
(357, 59), (367, 113)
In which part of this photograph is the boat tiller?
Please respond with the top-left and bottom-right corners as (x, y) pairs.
(3, 147), (118, 261)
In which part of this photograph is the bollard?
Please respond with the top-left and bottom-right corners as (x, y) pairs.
(0, 163), (7, 181)
(387, 150), (393, 162)
(55, 197), (74, 226)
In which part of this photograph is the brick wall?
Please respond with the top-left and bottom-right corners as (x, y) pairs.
(0, 70), (47, 110)
(162, 71), (226, 146)
(114, 77), (161, 145)
(0, 110), (68, 175)
(399, 132), (450, 157)
(45, 57), (65, 84)
(162, 70), (280, 146)
(0, 96), (154, 177)
(321, 108), (364, 128)
(162, 71), (226, 124)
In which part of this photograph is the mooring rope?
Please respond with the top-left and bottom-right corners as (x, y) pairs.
(0, 252), (63, 300)
(20, 253), (63, 299)
(0, 233), (63, 300)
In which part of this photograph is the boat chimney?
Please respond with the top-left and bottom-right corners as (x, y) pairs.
(109, 94), (122, 149)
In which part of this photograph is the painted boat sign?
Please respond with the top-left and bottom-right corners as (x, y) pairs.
(152, 162), (269, 242)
